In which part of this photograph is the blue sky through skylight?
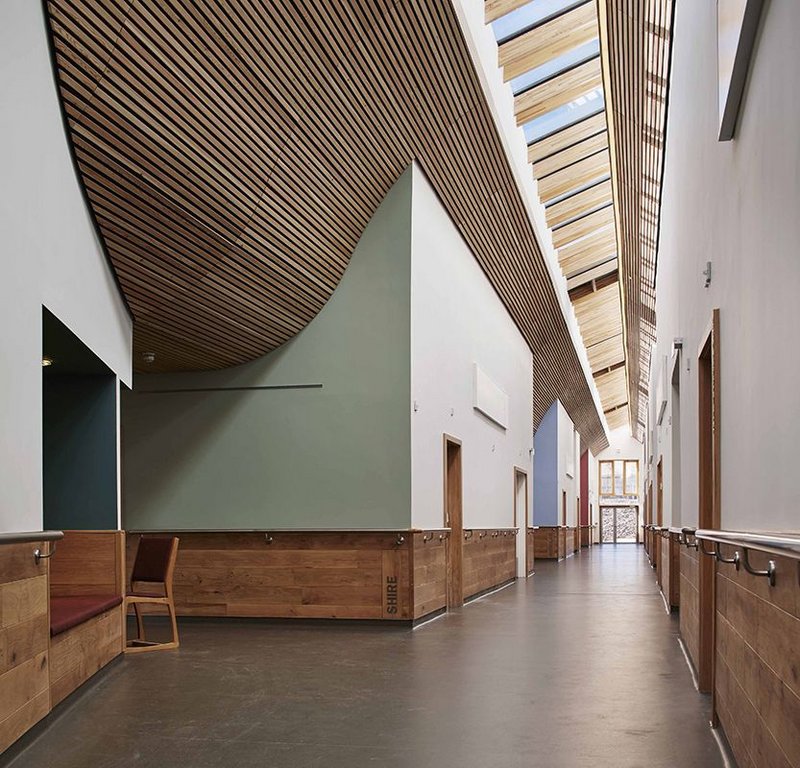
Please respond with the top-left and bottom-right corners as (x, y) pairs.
(492, 0), (582, 43)
(523, 90), (605, 143)
(511, 39), (600, 95)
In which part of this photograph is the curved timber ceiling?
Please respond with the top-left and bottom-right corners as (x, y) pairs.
(46, 0), (609, 451)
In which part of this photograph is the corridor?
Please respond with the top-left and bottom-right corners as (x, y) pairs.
(4, 547), (723, 768)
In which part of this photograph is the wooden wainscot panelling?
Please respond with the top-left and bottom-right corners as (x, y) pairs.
(412, 531), (448, 620)
(462, 530), (516, 601)
(526, 529), (536, 575)
(49, 531), (125, 598)
(669, 534), (681, 609)
(580, 525), (592, 548)
(714, 546), (800, 768)
(49, 608), (122, 708)
(533, 526), (561, 560)
(679, 545), (700, 675)
(126, 532), (413, 621)
(565, 526), (579, 555)
(0, 542), (51, 754)
(48, 531), (125, 708)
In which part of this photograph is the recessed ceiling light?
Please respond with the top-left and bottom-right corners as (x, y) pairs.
(42, 357), (54, 367)
(142, 352), (156, 364)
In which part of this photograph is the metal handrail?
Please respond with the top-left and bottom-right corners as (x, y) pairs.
(695, 530), (800, 561)
(694, 529), (800, 587)
(0, 530), (64, 546)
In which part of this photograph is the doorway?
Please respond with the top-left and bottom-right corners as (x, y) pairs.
(513, 468), (528, 577)
(698, 310), (721, 694)
(600, 506), (639, 543)
(444, 436), (463, 609)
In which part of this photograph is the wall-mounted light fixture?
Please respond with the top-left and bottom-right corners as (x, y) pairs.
(41, 357), (54, 367)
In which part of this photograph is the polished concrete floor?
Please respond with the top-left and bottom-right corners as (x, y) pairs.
(5, 545), (724, 768)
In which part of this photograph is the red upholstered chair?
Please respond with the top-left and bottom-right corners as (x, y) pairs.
(124, 536), (180, 653)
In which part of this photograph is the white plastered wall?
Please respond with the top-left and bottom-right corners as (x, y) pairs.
(410, 164), (533, 576)
(654, 0), (800, 532)
(556, 402), (579, 528)
(0, 1), (132, 533)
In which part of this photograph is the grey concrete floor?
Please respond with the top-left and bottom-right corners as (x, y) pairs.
(4, 545), (724, 768)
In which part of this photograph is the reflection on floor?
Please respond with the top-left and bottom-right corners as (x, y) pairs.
(3, 545), (723, 768)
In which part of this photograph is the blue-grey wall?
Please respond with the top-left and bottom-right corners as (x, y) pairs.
(43, 374), (118, 530)
(533, 400), (559, 525)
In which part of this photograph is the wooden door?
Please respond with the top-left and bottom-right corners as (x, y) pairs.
(698, 310), (721, 696)
(444, 436), (463, 609)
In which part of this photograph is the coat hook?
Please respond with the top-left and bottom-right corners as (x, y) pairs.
(264, 533), (274, 544)
(34, 542), (57, 564)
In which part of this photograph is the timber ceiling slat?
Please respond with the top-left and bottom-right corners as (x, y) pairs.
(498, 2), (598, 81)
(545, 178), (612, 228)
(599, 0), (674, 437)
(48, 0), (610, 450)
(537, 149), (610, 202)
(595, 367), (627, 410)
(514, 56), (602, 125)
(558, 228), (617, 277)
(528, 110), (606, 164)
(552, 205), (615, 250)
(532, 131), (608, 179)
(586, 333), (625, 373)
(566, 258), (618, 290)
(605, 406), (629, 431)
(485, 0), (531, 24)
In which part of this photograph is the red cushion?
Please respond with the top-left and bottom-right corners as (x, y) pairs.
(50, 595), (122, 637)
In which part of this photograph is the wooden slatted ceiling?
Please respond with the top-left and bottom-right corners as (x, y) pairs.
(485, 0), (531, 24)
(47, 0), (609, 451)
(498, 2), (598, 81)
(598, 0), (675, 438)
(515, 57), (602, 124)
(528, 110), (606, 163)
(595, 367), (627, 410)
(545, 178), (612, 228)
(488, 0), (642, 436)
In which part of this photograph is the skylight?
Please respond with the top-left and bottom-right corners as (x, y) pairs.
(491, 0), (582, 43)
(523, 89), (605, 143)
(511, 39), (600, 95)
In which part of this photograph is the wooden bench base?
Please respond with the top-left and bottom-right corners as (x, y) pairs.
(49, 605), (123, 708)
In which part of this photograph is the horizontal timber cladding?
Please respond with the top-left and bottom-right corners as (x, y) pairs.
(599, 0), (675, 436)
(125, 531), (414, 620)
(679, 546), (700, 674)
(532, 526), (560, 560)
(412, 531), (448, 620)
(0, 543), (51, 753)
(462, 529), (517, 601)
(45, 0), (608, 452)
(714, 546), (800, 768)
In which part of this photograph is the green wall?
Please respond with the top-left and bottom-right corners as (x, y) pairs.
(122, 168), (412, 530)
(43, 374), (118, 530)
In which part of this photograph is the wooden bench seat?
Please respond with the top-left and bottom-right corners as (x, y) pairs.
(50, 595), (123, 636)
(48, 531), (125, 707)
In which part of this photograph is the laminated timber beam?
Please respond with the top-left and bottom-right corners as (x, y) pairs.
(498, 1), (598, 81)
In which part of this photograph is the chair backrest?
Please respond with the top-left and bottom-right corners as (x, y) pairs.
(131, 537), (179, 585)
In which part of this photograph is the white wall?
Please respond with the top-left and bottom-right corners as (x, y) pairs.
(556, 402), (579, 527)
(654, 0), (800, 532)
(410, 164), (533, 551)
(0, 1), (131, 532)
(450, 0), (608, 439)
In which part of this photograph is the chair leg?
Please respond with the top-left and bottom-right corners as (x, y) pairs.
(168, 601), (179, 648)
(134, 603), (146, 641)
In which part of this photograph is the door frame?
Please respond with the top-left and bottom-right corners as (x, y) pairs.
(697, 309), (721, 698)
(513, 466), (528, 578)
(443, 435), (463, 610)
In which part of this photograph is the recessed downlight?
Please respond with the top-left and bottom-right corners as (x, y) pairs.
(42, 357), (54, 367)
